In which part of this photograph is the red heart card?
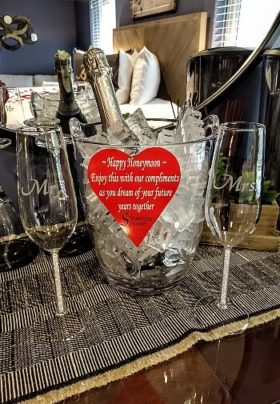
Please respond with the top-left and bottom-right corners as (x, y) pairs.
(87, 147), (181, 247)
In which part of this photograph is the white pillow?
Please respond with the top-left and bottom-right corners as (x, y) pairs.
(130, 47), (161, 106)
(116, 49), (138, 104)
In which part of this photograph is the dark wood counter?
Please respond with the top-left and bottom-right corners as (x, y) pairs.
(60, 318), (280, 404)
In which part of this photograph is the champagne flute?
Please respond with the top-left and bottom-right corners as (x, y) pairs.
(0, 137), (37, 271)
(205, 121), (265, 310)
(17, 122), (77, 320)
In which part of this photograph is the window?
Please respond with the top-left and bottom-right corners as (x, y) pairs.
(212, 0), (280, 48)
(212, 0), (242, 47)
(90, 0), (116, 54)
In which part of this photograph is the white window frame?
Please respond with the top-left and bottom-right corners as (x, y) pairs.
(212, 0), (280, 48)
(89, 0), (116, 54)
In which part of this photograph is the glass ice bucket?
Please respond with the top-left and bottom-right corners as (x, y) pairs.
(71, 121), (214, 295)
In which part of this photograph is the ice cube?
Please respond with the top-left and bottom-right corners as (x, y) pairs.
(166, 222), (202, 255)
(147, 218), (176, 252)
(75, 88), (100, 123)
(91, 210), (142, 277)
(126, 108), (157, 146)
(163, 248), (185, 267)
(156, 129), (176, 145)
(94, 234), (132, 277)
(87, 202), (108, 222)
(162, 196), (187, 225)
(107, 121), (139, 145)
(136, 244), (160, 265)
(30, 92), (59, 120)
(176, 104), (205, 142)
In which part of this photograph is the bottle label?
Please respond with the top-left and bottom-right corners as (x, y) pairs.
(87, 147), (181, 247)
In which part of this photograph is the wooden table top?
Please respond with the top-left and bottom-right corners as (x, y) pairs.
(59, 317), (280, 404)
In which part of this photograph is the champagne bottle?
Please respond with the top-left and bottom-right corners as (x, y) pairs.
(83, 47), (137, 143)
(55, 50), (87, 134)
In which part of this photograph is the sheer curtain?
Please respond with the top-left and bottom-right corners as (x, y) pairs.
(212, 0), (280, 48)
(90, 0), (116, 54)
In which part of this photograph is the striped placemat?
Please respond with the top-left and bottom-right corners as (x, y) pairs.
(0, 243), (279, 403)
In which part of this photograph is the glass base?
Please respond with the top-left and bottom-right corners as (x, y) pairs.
(194, 294), (236, 311)
(193, 293), (250, 334)
(23, 303), (93, 344)
(49, 308), (91, 342)
(217, 301), (228, 310)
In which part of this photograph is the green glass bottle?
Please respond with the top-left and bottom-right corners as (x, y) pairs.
(55, 50), (87, 134)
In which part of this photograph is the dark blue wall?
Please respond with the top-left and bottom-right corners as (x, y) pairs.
(75, 0), (91, 51)
(0, 0), (77, 74)
(0, 0), (216, 74)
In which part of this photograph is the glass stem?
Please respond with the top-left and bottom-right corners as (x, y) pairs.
(219, 246), (232, 310)
(51, 251), (65, 316)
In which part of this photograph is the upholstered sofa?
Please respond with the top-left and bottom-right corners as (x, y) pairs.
(0, 74), (57, 87)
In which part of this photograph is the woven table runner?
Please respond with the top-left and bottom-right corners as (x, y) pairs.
(0, 244), (280, 403)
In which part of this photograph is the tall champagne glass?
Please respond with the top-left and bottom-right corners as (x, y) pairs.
(0, 138), (34, 271)
(205, 121), (265, 309)
(17, 122), (77, 317)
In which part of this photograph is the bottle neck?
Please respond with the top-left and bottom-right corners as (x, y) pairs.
(56, 62), (79, 114)
(83, 47), (128, 134)
(92, 75), (125, 132)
